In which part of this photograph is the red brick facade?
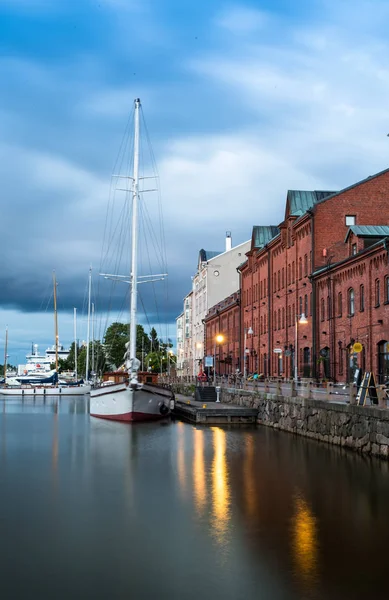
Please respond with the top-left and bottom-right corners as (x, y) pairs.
(204, 292), (240, 376)
(204, 169), (389, 382)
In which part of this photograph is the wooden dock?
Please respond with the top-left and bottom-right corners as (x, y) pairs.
(173, 395), (258, 425)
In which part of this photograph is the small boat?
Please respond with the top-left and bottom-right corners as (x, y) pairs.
(90, 98), (174, 422)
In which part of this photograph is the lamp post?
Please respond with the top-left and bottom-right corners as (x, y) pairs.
(243, 327), (254, 379)
(213, 334), (224, 386)
(294, 313), (308, 382)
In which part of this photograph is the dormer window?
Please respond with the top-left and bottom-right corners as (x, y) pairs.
(351, 243), (357, 256)
(345, 215), (356, 226)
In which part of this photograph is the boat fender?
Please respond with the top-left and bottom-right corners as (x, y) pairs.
(159, 403), (169, 416)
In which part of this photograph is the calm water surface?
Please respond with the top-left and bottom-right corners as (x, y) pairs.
(1, 396), (389, 599)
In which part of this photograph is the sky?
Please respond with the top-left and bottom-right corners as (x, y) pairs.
(1, 0), (389, 364)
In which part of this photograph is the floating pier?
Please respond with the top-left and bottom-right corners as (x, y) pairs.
(173, 395), (257, 425)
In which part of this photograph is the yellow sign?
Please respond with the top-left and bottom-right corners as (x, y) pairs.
(352, 342), (363, 353)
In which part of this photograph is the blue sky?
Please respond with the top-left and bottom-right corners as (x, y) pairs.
(1, 0), (389, 364)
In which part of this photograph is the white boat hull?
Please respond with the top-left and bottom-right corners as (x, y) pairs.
(0, 384), (91, 396)
(90, 383), (174, 422)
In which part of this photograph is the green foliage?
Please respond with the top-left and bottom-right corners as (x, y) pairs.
(78, 340), (106, 378)
(103, 322), (129, 369)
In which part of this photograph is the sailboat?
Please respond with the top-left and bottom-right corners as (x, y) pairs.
(1, 274), (90, 396)
(90, 98), (174, 422)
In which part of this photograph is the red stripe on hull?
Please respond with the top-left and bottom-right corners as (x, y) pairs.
(90, 411), (168, 422)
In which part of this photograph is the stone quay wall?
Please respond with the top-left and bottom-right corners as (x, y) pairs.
(220, 388), (389, 460)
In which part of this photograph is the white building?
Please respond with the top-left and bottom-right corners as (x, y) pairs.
(188, 232), (250, 375)
(175, 312), (184, 375)
(182, 291), (193, 376)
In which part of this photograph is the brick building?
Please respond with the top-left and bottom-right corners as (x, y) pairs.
(204, 169), (389, 382)
(204, 291), (240, 377)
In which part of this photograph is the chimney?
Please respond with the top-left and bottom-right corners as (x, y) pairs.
(225, 231), (232, 252)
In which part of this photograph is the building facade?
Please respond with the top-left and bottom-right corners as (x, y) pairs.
(204, 169), (389, 382)
(179, 232), (250, 375)
(175, 312), (184, 376)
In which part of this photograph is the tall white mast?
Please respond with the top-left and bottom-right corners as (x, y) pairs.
(129, 98), (140, 382)
(53, 271), (59, 372)
(86, 267), (92, 381)
(74, 308), (78, 380)
(3, 326), (8, 380)
(91, 302), (95, 375)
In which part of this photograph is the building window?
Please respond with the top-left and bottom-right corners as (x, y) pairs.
(338, 292), (342, 316)
(375, 279), (380, 307)
(351, 243), (357, 256)
(282, 268), (285, 289)
(309, 292), (312, 316)
(360, 284), (364, 311)
(299, 296), (303, 316)
(299, 258), (302, 279)
(304, 294), (308, 316)
(304, 254), (308, 277)
(292, 261), (295, 283)
(345, 215), (356, 226)
(278, 270), (281, 291)
(282, 307), (285, 329)
(386, 276), (389, 303)
(321, 298), (325, 321)
(348, 288), (355, 316)
(287, 264), (291, 285)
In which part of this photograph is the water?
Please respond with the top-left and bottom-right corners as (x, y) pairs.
(1, 396), (389, 599)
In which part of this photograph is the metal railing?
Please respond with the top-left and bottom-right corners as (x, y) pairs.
(166, 375), (388, 408)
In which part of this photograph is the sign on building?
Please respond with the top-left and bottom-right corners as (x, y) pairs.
(204, 356), (214, 367)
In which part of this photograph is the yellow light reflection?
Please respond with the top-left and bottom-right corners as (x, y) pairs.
(211, 427), (230, 542)
(243, 433), (257, 518)
(193, 428), (206, 513)
(292, 495), (319, 588)
(177, 422), (187, 496)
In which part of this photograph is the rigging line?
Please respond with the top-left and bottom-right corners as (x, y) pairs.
(100, 105), (135, 270)
(141, 107), (168, 271)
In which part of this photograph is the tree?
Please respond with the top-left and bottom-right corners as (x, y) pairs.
(78, 340), (106, 378)
(103, 322), (129, 369)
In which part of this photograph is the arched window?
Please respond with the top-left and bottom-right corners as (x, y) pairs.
(278, 308), (281, 330)
(375, 279), (380, 307)
(304, 294), (308, 316)
(282, 268), (285, 288)
(282, 307), (285, 329)
(321, 298), (325, 321)
(299, 296), (303, 315)
(299, 258), (302, 279)
(338, 292), (342, 316)
(360, 284), (364, 311)
(386, 276), (389, 303)
(304, 254), (308, 277)
(348, 288), (355, 316)
(260, 316), (263, 335)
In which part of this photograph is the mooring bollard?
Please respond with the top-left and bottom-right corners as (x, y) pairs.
(215, 386), (221, 403)
(349, 382), (357, 405)
(377, 385), (387, 409)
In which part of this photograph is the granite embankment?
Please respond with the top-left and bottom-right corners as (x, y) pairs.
(171, 384), (389, 459)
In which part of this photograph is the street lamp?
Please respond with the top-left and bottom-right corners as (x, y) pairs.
(214, 334), (224, 386)
(243, 327), (254, 378)
(294, 313), (308, 382)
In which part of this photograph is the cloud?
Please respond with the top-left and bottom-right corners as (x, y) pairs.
(216, 5), (269, 34)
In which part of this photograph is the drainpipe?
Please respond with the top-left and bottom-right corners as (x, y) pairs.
(267, 244), (271, 377)
(237, 265), (242, 374)
(307, 209), (317, 380)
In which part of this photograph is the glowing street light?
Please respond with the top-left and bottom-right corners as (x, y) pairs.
(294, 313), (308, 382)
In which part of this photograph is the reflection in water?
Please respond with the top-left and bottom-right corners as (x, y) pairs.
(193, 428), (206, 513)
(292, 493), (319, 590)
(211, 427), (230, 543)
(243, 433), (257, 518)
(177, 421), (187, 497)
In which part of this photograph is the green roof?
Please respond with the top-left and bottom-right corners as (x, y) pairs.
(252, 225), (279, 249)
(199, 249), (222, 262)
(286, 190), (336, 217)
(345, 225), (389, 242)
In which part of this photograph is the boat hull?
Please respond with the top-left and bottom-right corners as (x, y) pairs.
(90, 383), (174, 422)
(0, 384), (91, 396)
